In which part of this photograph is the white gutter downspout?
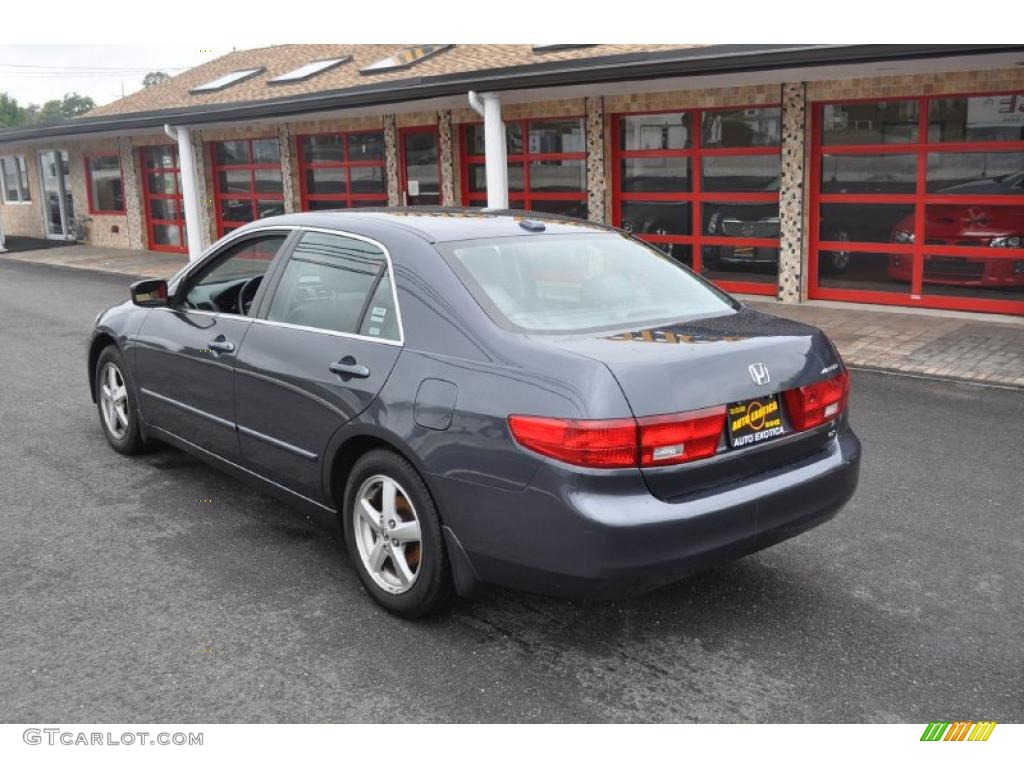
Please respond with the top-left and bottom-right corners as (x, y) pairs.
(164, 124), (204, 261)
(468, 91), (508, 210)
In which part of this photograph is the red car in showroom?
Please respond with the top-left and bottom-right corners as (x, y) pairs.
(887, 171), (1024, 288)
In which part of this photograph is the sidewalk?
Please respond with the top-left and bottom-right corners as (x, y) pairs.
(749, 297), (1024, 389)
(3, 244), (1022, 388)
(1, 242), (186, 280)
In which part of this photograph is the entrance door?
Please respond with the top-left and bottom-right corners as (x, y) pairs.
(38, 150), (73, 239)
(140, 145), (187, 253)
(399, 126), (441, 206)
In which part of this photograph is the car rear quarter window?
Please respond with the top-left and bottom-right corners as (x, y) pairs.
(441, 233), (736, 334)
(266, 231), (398, 339)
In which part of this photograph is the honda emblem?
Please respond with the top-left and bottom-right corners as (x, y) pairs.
(748, 362), (770, 386)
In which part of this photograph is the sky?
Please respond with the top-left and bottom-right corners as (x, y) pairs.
(0, 45), (227, 107)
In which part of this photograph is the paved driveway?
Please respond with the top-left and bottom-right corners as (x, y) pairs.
(0, 260), (1020, 723)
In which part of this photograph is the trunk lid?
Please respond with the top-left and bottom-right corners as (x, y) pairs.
(535, 307), (843, 499)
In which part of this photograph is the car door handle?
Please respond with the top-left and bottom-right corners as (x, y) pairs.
(208, 338), (235, 354)
(329, 357), (370, 379)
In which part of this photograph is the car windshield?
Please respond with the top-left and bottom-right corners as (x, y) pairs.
(442, 233), (736, 333)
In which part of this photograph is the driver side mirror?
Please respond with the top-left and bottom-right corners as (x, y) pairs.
(130, 278), (169, 307)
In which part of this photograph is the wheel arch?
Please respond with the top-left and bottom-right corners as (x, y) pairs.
(87, 332), (120, 402)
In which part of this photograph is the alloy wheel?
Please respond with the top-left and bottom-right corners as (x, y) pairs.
(353, 474), (423, 594)
(99, 362), (129, 440)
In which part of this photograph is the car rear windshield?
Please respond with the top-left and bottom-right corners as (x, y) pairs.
(440, 233), (737, 333)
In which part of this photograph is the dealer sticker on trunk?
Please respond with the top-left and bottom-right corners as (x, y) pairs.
(727, 395), (786, 449)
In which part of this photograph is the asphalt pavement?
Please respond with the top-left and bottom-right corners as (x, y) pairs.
(0, 259), (1021, 723)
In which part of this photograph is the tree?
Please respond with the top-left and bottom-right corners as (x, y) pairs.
(29, 93), (96, 124)
(36, 100), (64, 124)
(59, 92), (95, 118)
(143, 71), (170, 88)
(0, 93), (26, 128)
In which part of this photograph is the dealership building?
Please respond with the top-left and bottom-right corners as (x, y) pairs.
(1, 43), (1023, 316)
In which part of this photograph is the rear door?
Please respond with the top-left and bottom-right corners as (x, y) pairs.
(133, 231), (292, 461)
(233, 229), (403, 501)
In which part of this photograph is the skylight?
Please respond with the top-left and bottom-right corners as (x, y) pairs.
(360, 45), (452, 74)
(532, 45), (597, 53)
(268, 56), (351, 85)
(190, 68), (265, 94)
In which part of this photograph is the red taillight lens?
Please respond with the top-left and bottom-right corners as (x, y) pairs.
(506, 415), (637, 468)
(637, 406), (726, 466)
(508, 406), (727, 469)
(783, 370), (850, 431)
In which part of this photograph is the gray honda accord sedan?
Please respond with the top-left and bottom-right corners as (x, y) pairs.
(88, 209), (860, 618)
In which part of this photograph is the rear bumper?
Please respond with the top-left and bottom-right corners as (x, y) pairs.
(432, 427), (860, 599)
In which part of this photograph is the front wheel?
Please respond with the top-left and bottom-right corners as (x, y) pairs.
(344, 449), (453, 618)
(95, 345), (144, 455)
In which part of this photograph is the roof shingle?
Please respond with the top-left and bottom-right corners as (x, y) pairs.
(86, 44), (699, 117)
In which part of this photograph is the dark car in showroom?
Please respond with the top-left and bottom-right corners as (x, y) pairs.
(88, 209), (860, 617)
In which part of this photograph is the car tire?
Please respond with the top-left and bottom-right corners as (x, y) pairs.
(95, 345), (145, 455)
(822, 231), (851, 275)
(343, 449), (453, 618)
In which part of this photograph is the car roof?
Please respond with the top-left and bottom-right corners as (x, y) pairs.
(239, 207), (616, 243)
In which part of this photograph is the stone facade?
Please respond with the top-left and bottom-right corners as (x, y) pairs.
(437, 110), (456, 207)
(585, 96), (606, 223)
(778, 82), (806, 303)
(383, 114), (400, 207)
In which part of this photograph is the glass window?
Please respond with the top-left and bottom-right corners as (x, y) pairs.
(267, 232), (389, 335)
(701, 107), (782, 148)
(818, 203), (915, 244)
(302, 135), (344, 164)
(621, 156), (690, 193)
(620, 200), (691, 236)
(820, 153), (918, 194)
(702, 155), (779, 192)
(462, 118), (587, 218)
(347, 132), (385, 162)
(443, 233), (734, 333)
(183, 235), (287, 314)
(929, 95), (1024, 143)
(620, 113), (690, 151)
(357, 272), (400, 340)
(926, 152), (1024, 194)
(215, 141), (250, 166)
(1, 155), (31, 202)
(822, 100), (920, 145)
(703, 202), (780, 238)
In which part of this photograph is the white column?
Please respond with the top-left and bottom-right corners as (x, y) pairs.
(165, 124), (205, 261)
(468, 91), (508, 209)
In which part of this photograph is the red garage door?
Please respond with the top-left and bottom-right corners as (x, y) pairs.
(209, 138), (285, 237)
(810, 92), (1024, 316)
(139, 145), (186, 253)
(460, 117), (588, 219)
(611, 106), (782, 295)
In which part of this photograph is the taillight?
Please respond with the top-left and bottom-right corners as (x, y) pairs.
(783, 370), (850, 431)
(637, 407), (726, 466)
(508, 406), (727, 469)
(506, 415), (637, 468)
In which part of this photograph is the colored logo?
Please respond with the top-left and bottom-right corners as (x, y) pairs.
(920, 721), (997, 742)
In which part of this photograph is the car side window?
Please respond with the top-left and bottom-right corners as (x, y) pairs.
(266, 231), (399, 340)
(181, 235), (287, 315)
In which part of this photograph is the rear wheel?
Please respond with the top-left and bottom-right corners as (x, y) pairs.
(344, 449), (452, 618)
(95, 345), (144, 455)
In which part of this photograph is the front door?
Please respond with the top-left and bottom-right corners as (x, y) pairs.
(399, 126), (441, 206)
(38, 150), (73, 239)
(234, 229), (403, 501)
(133, 232), (292, 461)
